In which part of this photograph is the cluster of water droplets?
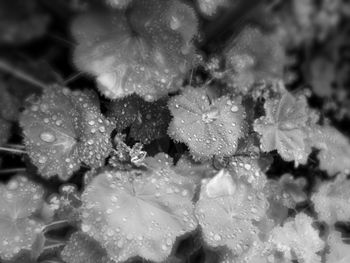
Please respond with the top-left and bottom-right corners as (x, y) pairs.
(0, 176), (45, 260)
(168, 87), (247, 159)
(80, 154), (197, 262)
(72, 0), (199, 101)
(20, 86), (114, 180)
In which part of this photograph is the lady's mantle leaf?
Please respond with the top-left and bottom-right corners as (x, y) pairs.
(195, 169), (268, 256)
(168, 87), (246, 159)
(107, 95), (171, 144)
(61, 232), (113, 263)
(20, 86), (114, 180)
(80, 154), (197, 262)
(311, 174), (350, 224)
(72, 0), (198, 101)
(0, 176), (45, 260)
(269, 213), (325, 263)
(326, 230), (350, 263)
(254, 92), (314, 165)
(310, 125), (350, 175)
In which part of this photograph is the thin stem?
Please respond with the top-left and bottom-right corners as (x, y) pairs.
(0, 146), (27, 154)
(63, 72), (84, 85)
(4, 144), (25, 150)
(0, 168), (27, 174)
(43, 243), (66, 251)
(0, 59), (47, 90)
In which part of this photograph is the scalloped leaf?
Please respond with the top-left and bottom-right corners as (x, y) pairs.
(20, 86), (114, 180)
(311, 173), (350, 224)
(254, 92), (314, 165)
(225, 26), (285, 92)
(310, 125), (350, 175)
(0, 176), (45, 260)
(72, 0), (198, 101)
(195, 169), (268, 256)
(168, 87), (246, 159)
(61, 232), (113, 263)
(80, 153), (197, 262)
(269, 213), (325, 263)
(107, 95), (171, 144)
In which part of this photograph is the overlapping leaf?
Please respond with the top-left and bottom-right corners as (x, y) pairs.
(20, 86), (114, 180)
(310, 125), (350, 175)
(168, 87), (247, 159)
(107, 95), (171, 144)
(269, 213), (325, 263)
(80, 153), (197, 262)
(225, 26), (285, 92)
(311, 173), (350, 224)
(72, 0), (198, 101)
(326, 230), (350, 263)
(0, 176), (45, 260)
(254, 92), (316, 165)
(61, 232), (113, 263)
(195, 169), (268, 256)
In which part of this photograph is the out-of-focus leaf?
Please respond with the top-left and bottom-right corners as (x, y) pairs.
(72, 0), (198, 101)
(311, 173), (350, 224)
(269, 213), (325, 263)
(0, 176), (45, 260)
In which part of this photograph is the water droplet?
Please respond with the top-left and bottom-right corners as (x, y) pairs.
(231, 105), (239, 112)
(40, 132), (56, 143)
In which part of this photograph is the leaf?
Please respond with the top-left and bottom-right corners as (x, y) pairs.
(168, 87), (247, 159)
(228, 156), (268, 190)
(72, 0), (198, 101)
(269, 213), (325, 263)
(61, 232), (113, 263)
(310, 125), (350, 175)
(326, 230), (350, 263)
(264, 174), (307, 224)
(0, 176), (45, 260)
(107, 95), (171, 144)
(80, 153), (197, 262)
(311, 173), (350, 224)
(225, 26), (285, 92)
(195, 169), (268, 256)
(254, 92), (314, 165)
(20, 86), (114, 180)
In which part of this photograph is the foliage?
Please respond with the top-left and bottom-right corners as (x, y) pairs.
(0, 0), (350, 262)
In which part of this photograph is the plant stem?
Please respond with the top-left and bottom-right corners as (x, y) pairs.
(0, 146), (27, 154)
(4, 144), (25, 150)
(0, 168), (27, 174)
(43, 243), (66, 251)
(0, 59), (47, 90)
